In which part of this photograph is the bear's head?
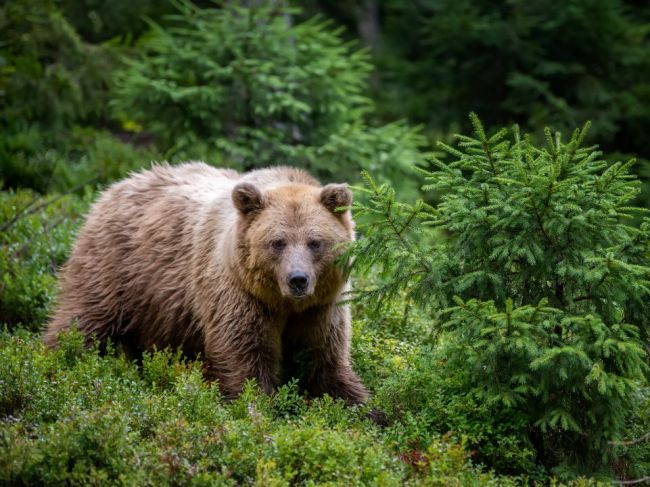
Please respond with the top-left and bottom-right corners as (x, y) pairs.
(232, 181), (354, 308)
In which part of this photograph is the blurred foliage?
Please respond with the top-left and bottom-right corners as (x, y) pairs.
(306, 0), (650, 205)
(0, 0), (114, 130)
(350, 116), (650, 479)
(4, 0), (650, 193)
(112, 1), (425, 185)
(0, 190), (89, 329)
(0, 127), (158, 193)
(369, 0), (650, 149)
(57, 0), (176, 43)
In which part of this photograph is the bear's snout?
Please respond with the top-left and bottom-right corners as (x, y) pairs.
(288, 271), (310, 297)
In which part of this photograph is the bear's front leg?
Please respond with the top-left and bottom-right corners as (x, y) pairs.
(290, 303), (368, 405)
(203, 299), (283, 398)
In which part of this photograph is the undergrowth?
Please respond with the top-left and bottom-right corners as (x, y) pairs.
(0, 327), (530, 486)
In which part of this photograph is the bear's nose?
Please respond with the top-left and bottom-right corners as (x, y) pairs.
(288, 271), (309, 294)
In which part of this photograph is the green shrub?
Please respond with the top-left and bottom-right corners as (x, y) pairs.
(46, 129), (158, 192)
(0, 126), (158, 193)
(371, 347), (540, 478)
(0, 329), (532, 486)
(0, 328), (54, 418)
(2, 406), (164, 486)
(0, 0), (123, 192)
(0, 190), (89, 330)
(0, 0), (114, 130)
(351, 115), (650, 478)
(270, 422), (402, 485)
(112, 1), (425, 186)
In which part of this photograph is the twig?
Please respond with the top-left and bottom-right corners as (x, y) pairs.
(574, 270), (610, 303)
(11, 215), (67, 258)
(614, 476), (650, 485)
(532, 205), (555, 246)
(385, 208), (431, 274)
(0, 178), (96, 233)
(609, 431), (650, 446)
(1, 194), (42, 232)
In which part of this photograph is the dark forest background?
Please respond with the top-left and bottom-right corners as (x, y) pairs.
(3, 0), (650, 198)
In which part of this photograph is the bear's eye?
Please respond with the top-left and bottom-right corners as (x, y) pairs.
(307, 239), (322, 251)
(270, 239), (286, 251)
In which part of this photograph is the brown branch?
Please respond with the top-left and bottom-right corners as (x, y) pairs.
(11, 215), (67, 258)
(573, 295), (593, 303)
(609, 431), (650, 447)
(541, 181), (554, 217)
(614, 476), (650, 485)
(532, 205), (554, 246)
(573, 271), (610, 304)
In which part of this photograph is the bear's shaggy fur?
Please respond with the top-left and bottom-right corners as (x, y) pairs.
(44, 162), (368, 403)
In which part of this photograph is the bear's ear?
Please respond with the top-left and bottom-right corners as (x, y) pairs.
(232, 183), (265, 216)
(320, 184), (352, 213)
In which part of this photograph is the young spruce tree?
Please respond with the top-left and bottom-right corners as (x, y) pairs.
(351, 114), (650, 477)
(112, 1), (423, 185)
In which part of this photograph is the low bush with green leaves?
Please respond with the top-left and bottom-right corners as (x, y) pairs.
(350, 114), (650, 478)
(0, 328), (530, 486)
(0, 0), (125, 192)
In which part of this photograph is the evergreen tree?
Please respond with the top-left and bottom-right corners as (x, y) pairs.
(112, 1), (424, 184)
(351, 114), (650, 476)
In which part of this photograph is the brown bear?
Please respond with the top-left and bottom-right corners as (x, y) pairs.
(44, 162), (368, 404)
